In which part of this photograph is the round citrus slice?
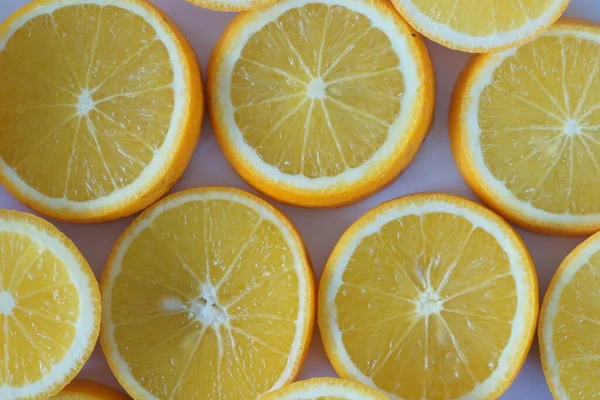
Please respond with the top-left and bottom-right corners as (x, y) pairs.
(101, 187), (315, 399)
(261, 377), (389, 400)
(450, 20), (600, 236)
(390, 0), (569, 52)
(540, 231), (600, 399)
(208, 0), (434, 207)
(319, 193), (538, 400)
(0, 0), (202, 222)
(52, 380), (128, 399)
(184, 0), (277, 12)
(0, 210), (100, 399)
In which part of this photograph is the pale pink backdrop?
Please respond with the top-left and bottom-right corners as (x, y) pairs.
(0, 0), (597, 398)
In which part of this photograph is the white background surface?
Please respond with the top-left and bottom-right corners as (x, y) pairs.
(0, 0), (597, 398)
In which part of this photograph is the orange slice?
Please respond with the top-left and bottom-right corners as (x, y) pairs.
(101, 187), (315, 399)
(0, 0), (202, 222)
(319, 193), (538, 400)
(185, 0), (277, 12)
(450, 20), (600, 235)
(540, 231), (600, 399)
(261, 377), (389, 400)
(0, 210), (100, 399)
(391, 0), (569, 52)
(208, 0), (434, 207)
(52, 380), (129, 399)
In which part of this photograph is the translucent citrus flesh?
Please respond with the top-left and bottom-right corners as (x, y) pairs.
(0, 231), (80, 387)
(276, 397), (350, 400)
(231, 3), (403, 178)
(110, 199), (302, 399)
(0, 4), (174, 201)
(53, 390), (110, 400)
(274, 397), (349, 400)
(549, 250), (600, 398)
(409, 0), (554, 36)
(478, 34), (600, 216)
(53, 393), (92, 400)
(52, 393), (87, 400)
(53, 379), (128, 399)
(270, 391), (364, 400)
(335, 212), (516, 399)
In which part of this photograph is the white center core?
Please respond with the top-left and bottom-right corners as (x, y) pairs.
(564, 119), (582, 136)
(307, 78), (326, 99)
(162, 285), (228, 325)
(0, 291), (15, 315)
(189, 299), (227, 325)
(77, 89), (95, 116)
(416, 290), (443, 316)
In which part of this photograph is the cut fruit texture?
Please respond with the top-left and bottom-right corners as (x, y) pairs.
(0, 210), (100, 399)
(0, 0), (202, 222)
(391, 0), (570, 52)
(52, 379), (129, 399)
(319, 194), (538, 400)
(451, 19), (600, 235)
(540, 231), (600, 399)
(261, 377), (390, 400)
(184, 0), (278, 12)
(101, 187), (315, 400)
(209, 0), (434, 207)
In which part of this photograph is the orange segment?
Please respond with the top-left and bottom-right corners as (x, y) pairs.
(101, 187), (314, 400)
(319, 194), (538, 400)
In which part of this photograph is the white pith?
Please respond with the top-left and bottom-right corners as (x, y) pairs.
(541, 235), (600, 400)
(271, 381), (382, 399)
(463, 27), (600, 228)
(323, 199), (535, 400)
(212, 0), (423, 192)
(102, 189), (312, 400)
(395, 0), (567, 50)
(0, 217), (97, 398)
(0, 0), (188, 214)
(0, 292), (15, 315)
(187, 0), (273, 7)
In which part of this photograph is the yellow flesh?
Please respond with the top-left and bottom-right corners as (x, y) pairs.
(550, 250), (600, 398)
(478, 34), (600, 216)
(0, 4), (174, 201)
(111, 199), (301, 399)
(0, 231), (80, 387)
(52, 392), (115, 400)
(335, 212), (516, 399)
(273, 392), (359, 400)
(53, 394), (96, 400)
(410, 0), (554, 36)
(231, 4), (403, 178)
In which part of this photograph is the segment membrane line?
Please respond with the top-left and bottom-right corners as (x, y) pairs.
(240, 57), (309, 85)
(322, 27), (373, 78)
